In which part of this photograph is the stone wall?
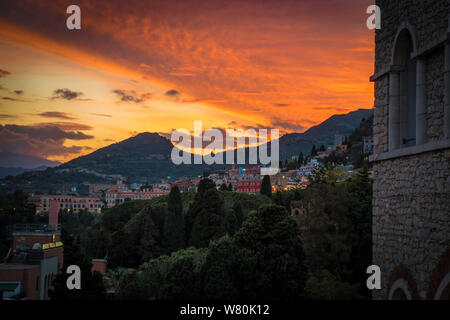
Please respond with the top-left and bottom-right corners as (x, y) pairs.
(375, 0), (449, 72)
(426, 50), (445, 141)
(372, 149), (450, 299)
(373, 0), (448, 153)
(373, 75), (389, 154)
(372, 0), (450, 299)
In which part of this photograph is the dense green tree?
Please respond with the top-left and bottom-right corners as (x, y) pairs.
(260, 175), (272, 198)
(233, 205), (307, 299)
(185, 178), (219, 244)
(227, 183), (233, 191)
(121, 247), (207, 299)
(189, 187), (226, 248)
(108, 229), (132, 268)
(273, 190), (283, 206)
(305, 270), (363, 300)
(219, 183), (228, 191)
(50, 228), (105, 300)
(231, 201), (244, 226)
(197, 178), (216, 193)
(185, 179), (225, 247)
(201, 235), (239, 299)
(147, 202), (167, 247)
(124, 206), (160, 265)
(344, 160), (372, 288)
(85, 223), (108, 259)
(162, 186), (185, 253)
(301, 164), (372, 297)
(224, 210), (238, 236)
(115, 273), (146, 300)
(60, 209), (98, 255)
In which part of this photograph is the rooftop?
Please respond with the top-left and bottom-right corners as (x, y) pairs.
(0, 263), (40, 270)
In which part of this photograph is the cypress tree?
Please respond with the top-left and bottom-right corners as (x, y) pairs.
(185, 178), (217, 243)
(189, 187), (226, 248)
(219, 183), (228, 191)
(311, 145), (317, 157)
(260, 175), (272, 198)
(163, 186), (185, 253)
(298, 152), (304, 167)
(232, 201), (244, 226)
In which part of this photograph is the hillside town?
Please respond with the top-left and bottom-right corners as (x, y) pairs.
(1, 0), (449, 306)
(0, 132), (374, 300)
(27, 134), (372, 215)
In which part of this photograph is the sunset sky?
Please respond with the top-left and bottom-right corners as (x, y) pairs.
(0, 0), (374, 163)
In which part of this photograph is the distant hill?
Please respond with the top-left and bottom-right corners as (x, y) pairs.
(277, 108), (373, 159)
(0, 152), (61, 179)
(1, 109), (372, 193)
(60, 132), (210, 183)
(0, 166), (51, 179)
(0, 152), (60, 169)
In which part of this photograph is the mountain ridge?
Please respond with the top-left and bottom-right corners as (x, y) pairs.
(1, 108), (372, 192)
(0, 152), (61, 169)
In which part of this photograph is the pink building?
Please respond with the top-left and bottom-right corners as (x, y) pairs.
(29, 195), (103, 214)
(105, 182), (170, 208)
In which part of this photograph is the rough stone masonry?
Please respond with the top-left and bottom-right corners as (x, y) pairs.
(370, 0), (450, 299)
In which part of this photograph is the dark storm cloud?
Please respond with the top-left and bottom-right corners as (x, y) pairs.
(165, 89), (180, 97)
(1, 124), (93, 140)
(112, 89), (152, 103)
(51, 88), (84, 100)
(33, 122), (93, 131)
(38, 112), (77, 120)
(2, 96), (23, 101)
(0, 124), (93, 158)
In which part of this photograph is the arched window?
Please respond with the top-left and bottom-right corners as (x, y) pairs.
(391, 288), (409, 300)
(388, 278), (413, 300)
(36, 277), (40, 290)
(434, 273), (450, 300)
(391, 28), (417, 149)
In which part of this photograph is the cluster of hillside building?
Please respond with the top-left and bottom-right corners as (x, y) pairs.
(27, 134), (369, 215)
(27, 149), (363, 216)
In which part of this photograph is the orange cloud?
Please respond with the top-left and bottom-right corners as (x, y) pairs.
(0, 0), (375, 163)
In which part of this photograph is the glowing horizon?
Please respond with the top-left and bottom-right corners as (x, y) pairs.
(0, 0), (374, 163)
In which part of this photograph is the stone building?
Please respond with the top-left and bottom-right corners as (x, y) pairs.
(370, 0), (450, 299)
